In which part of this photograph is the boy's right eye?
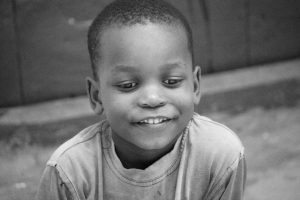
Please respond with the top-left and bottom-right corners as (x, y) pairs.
(115, 82), (138, 91)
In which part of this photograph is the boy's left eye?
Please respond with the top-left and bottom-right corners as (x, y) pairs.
(163, 78), (183, 86)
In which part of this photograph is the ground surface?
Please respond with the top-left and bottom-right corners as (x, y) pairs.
(210, 105), (300, 200)
(0, 103), (299, 200)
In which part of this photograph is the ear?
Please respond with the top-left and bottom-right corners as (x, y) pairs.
(192, 66), (201, 105)
(86, 77), (104, 115)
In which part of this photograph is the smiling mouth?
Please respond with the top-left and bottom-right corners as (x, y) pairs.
(137, 117), (171, 125)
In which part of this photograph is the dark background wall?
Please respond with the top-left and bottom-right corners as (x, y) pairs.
(1, 0), (300, 106)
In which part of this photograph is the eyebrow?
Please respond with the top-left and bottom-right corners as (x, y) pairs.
(162, 61), (187, 71)
(110, 61), (187, 74)
(110, 65), (139, 74)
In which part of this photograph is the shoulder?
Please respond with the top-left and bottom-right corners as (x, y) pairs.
(189, 113), (244, 152)
(46, 122), (104, 172)
(37, 122), (104, 199)
(45, 122), (106, 195)
(187, 113), (244, 170)
(177, 113), (246, 199)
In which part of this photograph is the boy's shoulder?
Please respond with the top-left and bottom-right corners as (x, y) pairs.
(188, 113), (244, 168)
(193, 113), (242, 140)
(190, 113), (243, 149)
(47, 122), (103, 167)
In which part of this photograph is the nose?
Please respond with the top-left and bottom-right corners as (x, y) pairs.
(138, 85), (167, 108)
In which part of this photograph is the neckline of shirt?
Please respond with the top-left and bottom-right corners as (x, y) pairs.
(100, 120), (191, 186)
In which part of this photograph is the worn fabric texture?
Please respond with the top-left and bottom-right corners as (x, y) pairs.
(36, 113), (246, 200)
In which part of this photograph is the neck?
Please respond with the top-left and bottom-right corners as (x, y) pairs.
(112, 133), (177, 169)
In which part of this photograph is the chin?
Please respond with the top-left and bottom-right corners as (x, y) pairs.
(134, 137), (177, 152)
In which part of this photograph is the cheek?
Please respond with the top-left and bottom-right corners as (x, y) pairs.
(170, 88), (195, 116)
(101, 92), (132, 116)
(172, 86), (194, 105)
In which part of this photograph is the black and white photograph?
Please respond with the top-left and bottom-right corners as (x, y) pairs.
(0, 0), (299, 199)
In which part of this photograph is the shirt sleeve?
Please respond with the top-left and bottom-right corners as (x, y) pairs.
(211, 155), (247, 200)
(36, 165), (74, 200)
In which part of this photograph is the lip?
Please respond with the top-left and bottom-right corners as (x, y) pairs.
(136, 116), (171, 125)
(131, 116), (176, 132)
(132, 115), (173, 125)
(135, 119), (172, 132)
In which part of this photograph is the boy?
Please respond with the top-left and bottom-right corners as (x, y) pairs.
(36, 0), (246, 199)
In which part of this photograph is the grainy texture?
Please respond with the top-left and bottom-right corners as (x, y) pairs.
(1, 0), (300, 105)
(249, 0), (300, 64)
(0, 0), (22, 106)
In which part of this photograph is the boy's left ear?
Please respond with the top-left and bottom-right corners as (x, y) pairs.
(192, 65), (201, 105)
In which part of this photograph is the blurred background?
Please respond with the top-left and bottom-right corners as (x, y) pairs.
(1, 0), (300, 106)
(0, 0), (299, 199)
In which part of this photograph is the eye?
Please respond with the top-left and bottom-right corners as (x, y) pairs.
(116, 82), (138, 91)
(163, 78), (183, 87)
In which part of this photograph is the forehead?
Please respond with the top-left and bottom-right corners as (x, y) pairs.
(97, 23), (191, 75)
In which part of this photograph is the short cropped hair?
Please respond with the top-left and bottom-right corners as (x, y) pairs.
(88, 0), (194, 80)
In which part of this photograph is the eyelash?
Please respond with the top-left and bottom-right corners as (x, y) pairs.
(115, 77), (183, 91)
(116, 82), (138, 90)
(163, 78), (183, 86)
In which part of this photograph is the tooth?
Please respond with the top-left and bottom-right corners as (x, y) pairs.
(139, 117), (170, 124)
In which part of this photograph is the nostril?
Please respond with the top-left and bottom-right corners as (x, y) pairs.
(141, 101), (166, 108)
(138, 86), (167, 108)
(139, 98), (166, 108)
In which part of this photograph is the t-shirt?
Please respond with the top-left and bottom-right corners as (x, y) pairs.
(36, 113), (246, 200)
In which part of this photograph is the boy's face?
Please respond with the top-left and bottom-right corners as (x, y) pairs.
(89, 23), (201, 151)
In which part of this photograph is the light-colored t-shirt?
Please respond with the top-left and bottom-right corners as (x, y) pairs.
(36, 113), (246, 200)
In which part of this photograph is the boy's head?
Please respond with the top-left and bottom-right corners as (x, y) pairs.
(88, 0), (194, 80)
(86, 0), (201, 157)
